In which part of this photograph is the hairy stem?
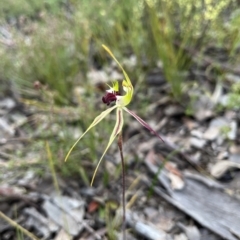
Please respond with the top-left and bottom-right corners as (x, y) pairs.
(118, 132), (126, 240)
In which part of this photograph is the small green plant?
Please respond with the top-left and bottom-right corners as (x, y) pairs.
(226, 82), (240, 110)
(185, 93), (198, 116)
(65, 45), (163, 239)
(220, 125), (231, 138)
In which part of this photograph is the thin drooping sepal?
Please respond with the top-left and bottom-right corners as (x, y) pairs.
(90, 108), (124, 186)
(123, 107), (164, 142)
(65, 105), (118, 162)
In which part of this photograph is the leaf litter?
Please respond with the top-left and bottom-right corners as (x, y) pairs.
(1, 26), (240, 240)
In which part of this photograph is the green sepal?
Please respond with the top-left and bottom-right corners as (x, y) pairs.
(90, 108), (124, 186)
(65, 105), (117, 162)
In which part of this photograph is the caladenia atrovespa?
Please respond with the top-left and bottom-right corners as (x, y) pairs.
(65, 45), (163, 239)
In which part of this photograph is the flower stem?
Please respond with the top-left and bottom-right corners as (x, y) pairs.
(118, 132), (126, 240)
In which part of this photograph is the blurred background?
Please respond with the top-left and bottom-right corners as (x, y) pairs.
(1, 0), (240, 239)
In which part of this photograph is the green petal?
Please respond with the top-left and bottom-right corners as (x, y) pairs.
(65, 105), (117, 162)
(102, 45), (133, 104)
(106, 81), (119, 92)
(112, 81), (119, 92)
(122, 80), (133, 106)
(91, 107), (124, 186)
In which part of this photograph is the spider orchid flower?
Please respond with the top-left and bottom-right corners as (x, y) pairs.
(65, 45), (163, 185)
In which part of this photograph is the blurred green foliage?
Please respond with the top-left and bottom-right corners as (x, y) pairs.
(0, 0), (63, 18)
(0, 0), (238, 180)
(226, 82), (240, 109)
(1, 0), (237, 102)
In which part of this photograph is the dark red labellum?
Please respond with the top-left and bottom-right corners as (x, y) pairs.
(102, 91), (121, 105)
